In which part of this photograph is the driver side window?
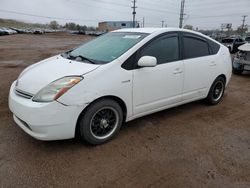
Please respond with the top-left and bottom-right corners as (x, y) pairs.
(140, 34), (180, 65)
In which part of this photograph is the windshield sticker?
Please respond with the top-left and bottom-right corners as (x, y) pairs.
(123, 35), (141, 39)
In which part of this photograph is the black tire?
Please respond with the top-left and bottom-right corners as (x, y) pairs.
(233, 68), (243, 75)
(206, 77), (225, 105)
(79, 99), (123, 145)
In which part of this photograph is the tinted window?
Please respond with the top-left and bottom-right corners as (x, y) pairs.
(245, 37), (250, 42)
(121, 52), (137, 70)
(222, 39), (234, 43)
(183, 36), (209, 59)
(140, 35), (179, 64)
(208, 40), (220, 55)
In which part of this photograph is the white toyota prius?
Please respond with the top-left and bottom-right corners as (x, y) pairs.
(9, 28), (232, 145)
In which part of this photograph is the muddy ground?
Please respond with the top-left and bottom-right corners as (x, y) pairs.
(0, 33), (250, 188)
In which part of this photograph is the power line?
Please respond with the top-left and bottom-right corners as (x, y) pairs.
(189, 13), (250, 19)
(69, 0), (179, 15)
(0, 9), (99, 23)
(186, 0), (249, 7)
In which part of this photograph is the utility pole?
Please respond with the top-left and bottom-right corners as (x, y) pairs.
(142, 17), (145, 28)
(161, 20), (165, 28)
(131, 0), (137, 28)
(242, 15), (248, 31)
(179, 0), (185, 28)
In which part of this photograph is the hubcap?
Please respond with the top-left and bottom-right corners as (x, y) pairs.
(213, 81), (224, 101)
(90, 107), (119, 139)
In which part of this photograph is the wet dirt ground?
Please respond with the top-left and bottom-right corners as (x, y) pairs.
(0, 33), (250, 188)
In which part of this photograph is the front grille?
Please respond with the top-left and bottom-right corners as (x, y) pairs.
(15, 115), (32, 131)
(15, 89), (33, 99)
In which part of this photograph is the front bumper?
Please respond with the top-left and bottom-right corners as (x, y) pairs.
(233, 58), (250, 71)
(8, 81), (85, 140)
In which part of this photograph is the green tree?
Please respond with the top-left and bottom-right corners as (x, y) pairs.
(65, 22), (77, 30)
(236, 25), (248, 35)
(49, 21), (59, 29)
(183, 25), (193, 30)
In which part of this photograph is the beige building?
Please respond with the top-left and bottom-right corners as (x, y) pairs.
(98, 21), (139, 31)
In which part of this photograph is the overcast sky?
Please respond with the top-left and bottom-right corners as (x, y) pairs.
(0, 0), (249, 29)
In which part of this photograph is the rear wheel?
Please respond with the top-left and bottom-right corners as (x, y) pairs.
(79, 99), (123, 145)
(206, 77), (225, 105)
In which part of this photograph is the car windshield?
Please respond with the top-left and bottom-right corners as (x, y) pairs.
(222, 39), (234, 43)
(66, 32), (148, 64)
(245, 37), (250, 42)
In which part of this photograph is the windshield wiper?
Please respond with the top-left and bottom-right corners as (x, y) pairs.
(73, 55), (96, 64)
(61, 51), (97, 64)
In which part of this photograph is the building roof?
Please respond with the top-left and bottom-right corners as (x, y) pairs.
(100, 21), (136, 23)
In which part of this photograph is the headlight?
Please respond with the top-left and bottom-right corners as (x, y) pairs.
(32, 76), (82, 102)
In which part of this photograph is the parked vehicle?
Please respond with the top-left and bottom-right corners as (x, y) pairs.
(10, 27), (28, 34)
(245, 36), (250, 43)
(9, 28), (232, 145)
(0, 28), (8, 35)
(221, 37), (245, 53)
(32, 28), (44, 34)
(0, 27), (17, 35)
(233, 43), (250, 74)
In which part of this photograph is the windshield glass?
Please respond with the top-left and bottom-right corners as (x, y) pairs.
(245, 37), (250, 42)
(67, 32), (148, 64)
(222, 39), (234, 43)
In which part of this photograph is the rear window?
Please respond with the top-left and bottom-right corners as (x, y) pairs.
(208, 40), (220, 55)
(245, 37), (250, 42)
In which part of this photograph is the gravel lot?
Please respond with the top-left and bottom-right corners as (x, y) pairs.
(0, 33), (250, 188)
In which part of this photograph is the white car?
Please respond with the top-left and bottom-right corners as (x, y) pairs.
(9, 28), (232, 145)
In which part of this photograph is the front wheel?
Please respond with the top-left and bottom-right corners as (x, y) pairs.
(206, 77), (225, 105)
(79, 99), (123, 145)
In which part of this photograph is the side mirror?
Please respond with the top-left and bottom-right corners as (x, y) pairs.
(137, 56), (157, 67)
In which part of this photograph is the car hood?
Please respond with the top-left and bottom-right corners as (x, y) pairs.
(238, 43), (250, 52)
(16, 55), (100, 94)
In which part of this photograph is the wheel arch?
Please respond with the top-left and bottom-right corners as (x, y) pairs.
(75, 95), (127, 137)
(218, 74), (226, 83)
(206, 74), (226, 97)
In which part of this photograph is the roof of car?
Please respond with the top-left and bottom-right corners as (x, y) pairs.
(113, 27), (196, 34)
(112, 27), (222, 46)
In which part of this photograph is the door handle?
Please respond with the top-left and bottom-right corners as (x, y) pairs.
(173, 68), (183, 74)
(210, 61), (216, 67)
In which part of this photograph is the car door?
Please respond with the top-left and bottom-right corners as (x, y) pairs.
(132, 33), (184, 115)
(181, 33), (216, 101)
